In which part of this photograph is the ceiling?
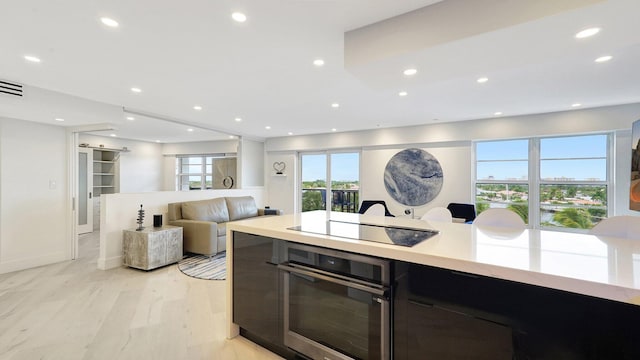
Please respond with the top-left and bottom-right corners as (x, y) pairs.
(1, 0), (640, 143)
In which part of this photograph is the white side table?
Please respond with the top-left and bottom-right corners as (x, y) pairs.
(123, 225), (183, 270)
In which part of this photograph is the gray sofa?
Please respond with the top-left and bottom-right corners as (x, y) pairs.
(167, 196), (272, 256)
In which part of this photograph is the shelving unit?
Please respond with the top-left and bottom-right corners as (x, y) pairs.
(92, 149), (119, 197)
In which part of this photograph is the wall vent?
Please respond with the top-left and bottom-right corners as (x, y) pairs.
(0, 80), (23, 97)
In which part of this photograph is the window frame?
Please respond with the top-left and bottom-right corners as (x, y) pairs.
(474, 133), (612, 232)
(474, 138), (531, 224)
(536, 134), (611, 232)
(298, 150), (361, 213)
(176, 154), (235, 191)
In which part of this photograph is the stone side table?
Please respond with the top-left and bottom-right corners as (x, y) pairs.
(123, 225), (183, 270)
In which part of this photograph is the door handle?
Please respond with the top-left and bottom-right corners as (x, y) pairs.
(89, 192), (92, 199)
(278, 263), (388, 297)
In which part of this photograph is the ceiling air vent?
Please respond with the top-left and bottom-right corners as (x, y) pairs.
(0, 80), (23, 97)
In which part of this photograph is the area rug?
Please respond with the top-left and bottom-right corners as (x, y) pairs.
(178, 252), (226, 280)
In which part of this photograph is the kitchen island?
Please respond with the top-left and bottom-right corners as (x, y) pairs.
(226, 211), (640, 359)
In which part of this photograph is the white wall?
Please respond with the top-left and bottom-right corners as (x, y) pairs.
(267, 103), (640, 152)
(240, 138), (265, 188)
(79, 134), (164, 193)
(0, 117), (69, 274)
(98, 188), (266, 270)
(161, 156), (177, 191)
(615, 129), (635, 216)
(361, 143), (471, 218)
(161, 139), (238, 156)
(265, 103), (640, 218)
(265, 152), (297, 213)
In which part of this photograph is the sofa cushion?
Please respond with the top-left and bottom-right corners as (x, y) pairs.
(181, 197), (230, 223)
(217, 222), (226, 237)
(226, 196), (258, 221)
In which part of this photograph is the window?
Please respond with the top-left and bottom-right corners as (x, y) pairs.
(475, 134), (610, 231)
(539, 135), (608, 230)
(300, 151), (360, 212)
(177, 155), (237, 190)
(475, 139), (530, 224)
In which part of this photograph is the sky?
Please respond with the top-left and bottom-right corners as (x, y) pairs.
(302, 153), (359, 182)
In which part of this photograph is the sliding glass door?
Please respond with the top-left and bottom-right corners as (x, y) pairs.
(300, 151), (360, 213)
(301, 154), (327, 211)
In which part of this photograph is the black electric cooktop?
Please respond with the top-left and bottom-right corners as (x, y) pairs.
(288, 220), (439, 247)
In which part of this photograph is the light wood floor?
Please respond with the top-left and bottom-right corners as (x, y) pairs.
(0, 232), (284, 360)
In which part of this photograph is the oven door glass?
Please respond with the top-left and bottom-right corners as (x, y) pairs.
(287, 271), (385, 360)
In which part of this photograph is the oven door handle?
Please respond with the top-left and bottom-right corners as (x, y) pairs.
(278, 263), (388, 298)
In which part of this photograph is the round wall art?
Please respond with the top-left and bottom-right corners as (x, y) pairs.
(383, 148), (443, 206)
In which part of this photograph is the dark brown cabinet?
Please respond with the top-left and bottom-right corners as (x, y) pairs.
(232, 232), (281, 346)
(394, 262), (513, 359)
(405, 300), (512, 359)
(232, 232), (297, 359)
(394, 261), (640, 359)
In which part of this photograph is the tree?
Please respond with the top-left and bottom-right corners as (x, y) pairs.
(591, 188), (606, 203)
(476, 202), (490, 213)
(302, 191), (323, 211)
(507, 204), (528, 224)
(549, 187), (564, 201)
(553, 208), (593, 229)
(588, 207), (607, 224)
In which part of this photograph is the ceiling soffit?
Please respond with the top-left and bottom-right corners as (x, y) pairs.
(345, 0), (604, 68)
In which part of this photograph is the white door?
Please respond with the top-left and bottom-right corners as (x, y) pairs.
(78, 148), (93, 234)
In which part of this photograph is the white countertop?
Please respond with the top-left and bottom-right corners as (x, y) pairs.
(227, 211), (640, 306)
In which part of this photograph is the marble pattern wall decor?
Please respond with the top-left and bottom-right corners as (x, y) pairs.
(384, 148), (443, 206)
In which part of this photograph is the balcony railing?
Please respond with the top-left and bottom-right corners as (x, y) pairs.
(302, 188), (359, 213)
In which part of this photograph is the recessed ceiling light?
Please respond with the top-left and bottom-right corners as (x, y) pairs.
(100, 17), (119, 28)
(232, 12), (247, 23)
(187, 128), (194, 132)
(288, 132), (293, 135)
(477, 77), (489, 83)
(571, 103), (582, 107)
(398, 91), (408, 97)
(403, 68), (417, 76)
(193, 105), (202, 110)
(24, 55), (41, 63)
(234, 117), (242, 122)
(494, 111), (503, 116)
(331, 103), (340, 108)
(131, 87), (141, 93)
(228, 135), (236, 139)
(313, 59), (325, 67)
(575, 27), (600, 39)
(55, 118), (65, 122)
(155, 140), (161, 143)
(126, 116), (135, 121)
(110, 134), (117, 137)
(331, 128), (337, 132)
(265, 126), (271, 130)
(595, 55), (613, 63)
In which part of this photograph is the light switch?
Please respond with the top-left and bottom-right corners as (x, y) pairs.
(49, 180), (57, 189)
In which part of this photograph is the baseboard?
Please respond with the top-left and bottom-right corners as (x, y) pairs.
(97, 255), (122, 270)
(0, 251), (68, 275)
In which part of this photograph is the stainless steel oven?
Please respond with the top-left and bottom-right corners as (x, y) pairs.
(278, 243), (391, 360)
